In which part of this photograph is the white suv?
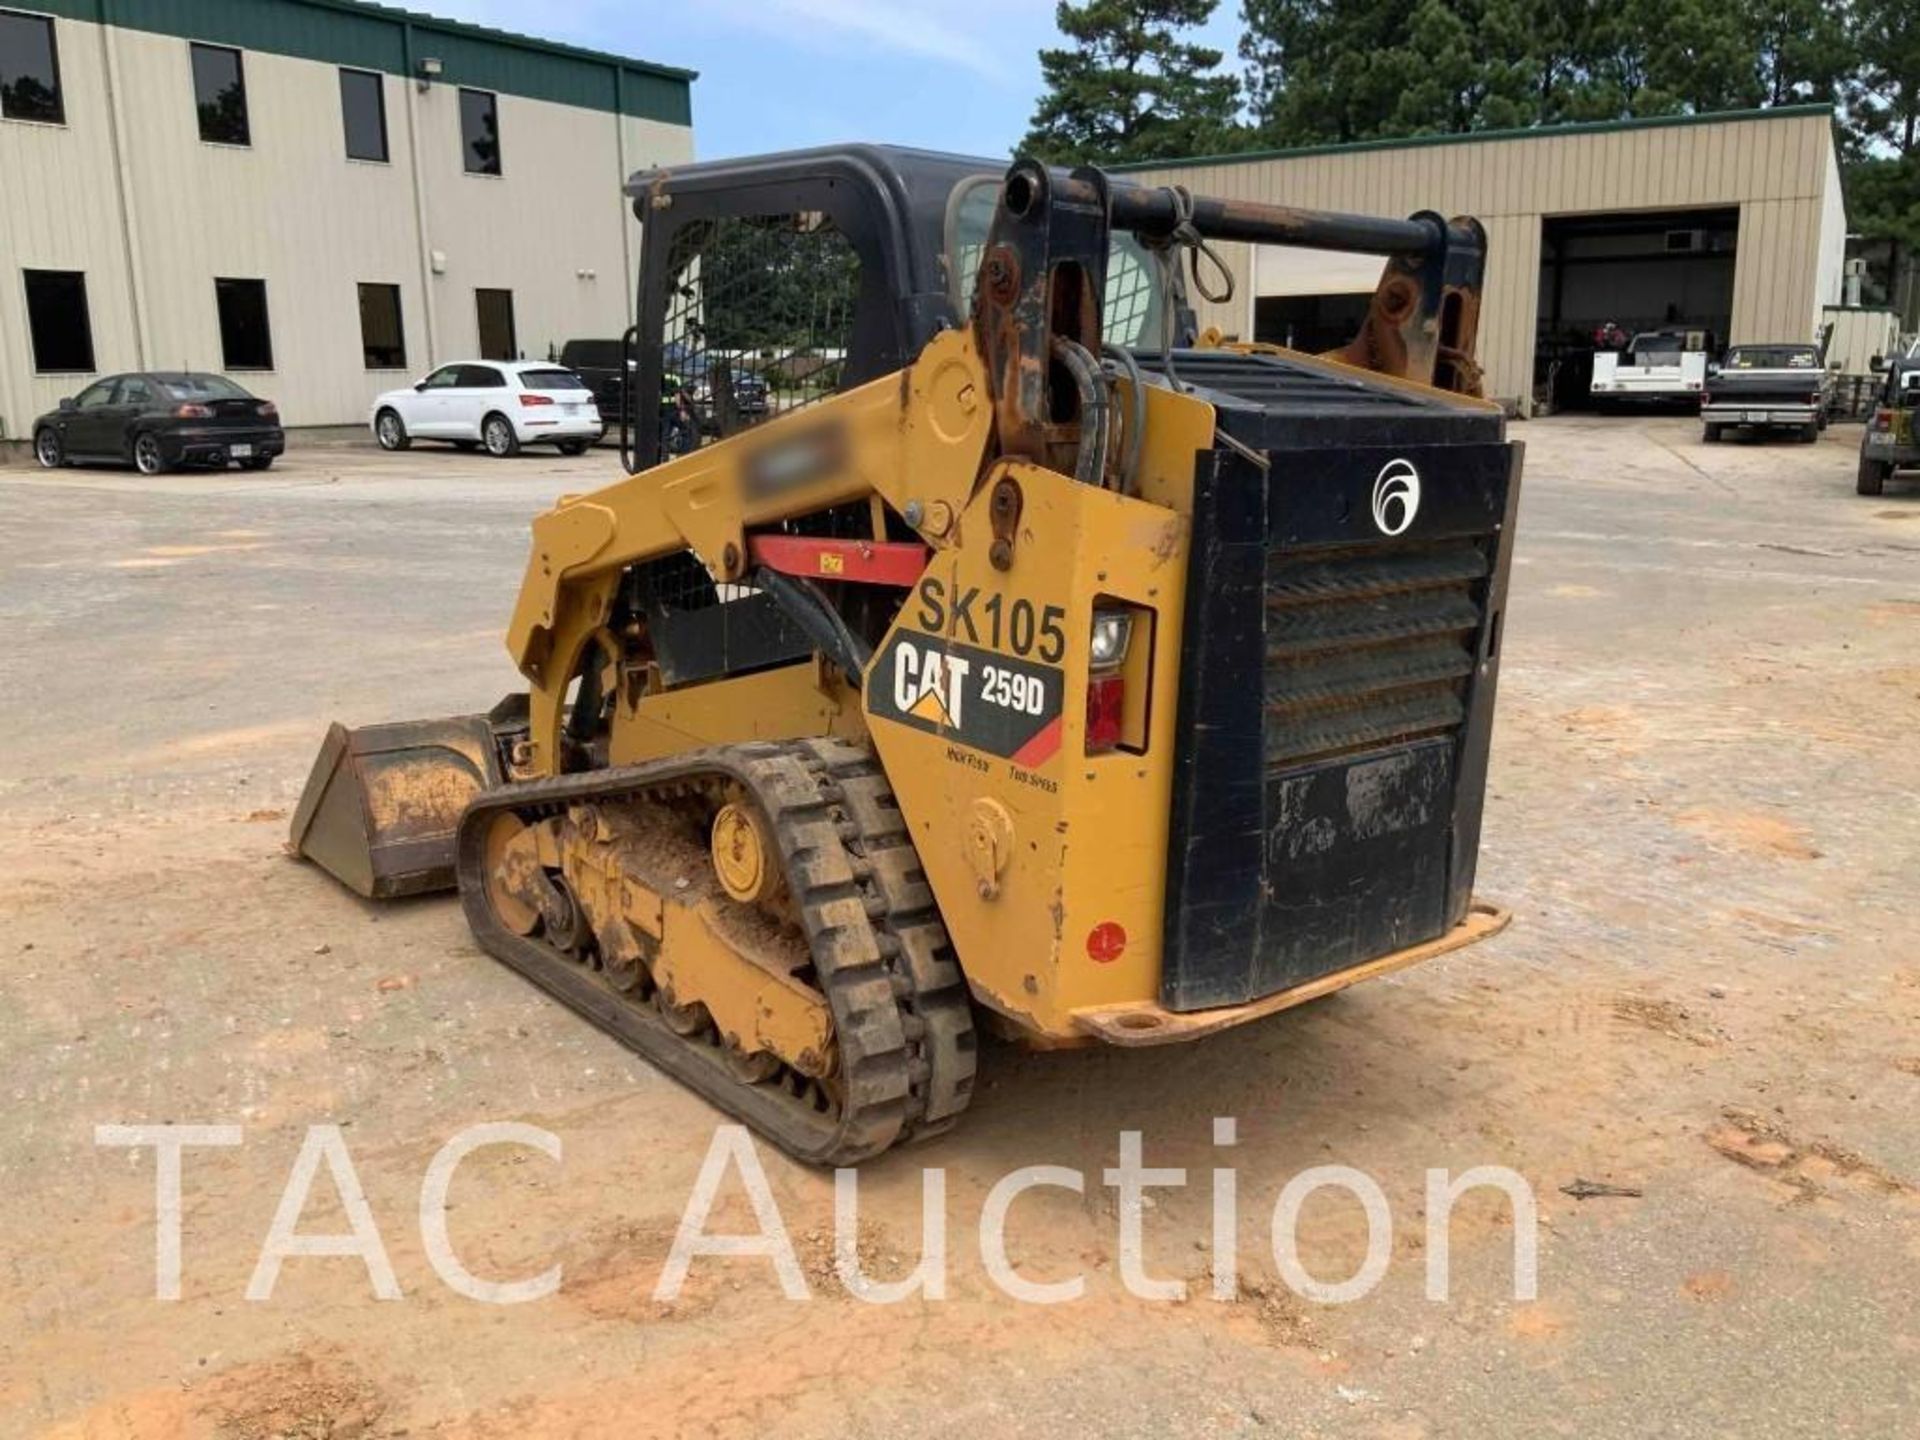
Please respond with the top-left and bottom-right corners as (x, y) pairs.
(370, 361), (603, 457)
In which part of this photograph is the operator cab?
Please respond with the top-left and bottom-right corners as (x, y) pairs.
(623, 145), (1185, 470)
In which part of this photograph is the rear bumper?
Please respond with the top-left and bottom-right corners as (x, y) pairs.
(514, 413), (603, 441)
(1076, 902), (1510, 1045)
(1862, 432), (1918, 466)
(1703, 403), (1817, 427)
(162, 426), (286, 464)
(1593, 381), (1703, 401)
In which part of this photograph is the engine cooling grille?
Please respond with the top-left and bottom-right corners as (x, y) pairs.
(1264, 539), (1489, 769)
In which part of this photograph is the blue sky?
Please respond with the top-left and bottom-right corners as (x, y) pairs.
(426, 0), (1242, 161)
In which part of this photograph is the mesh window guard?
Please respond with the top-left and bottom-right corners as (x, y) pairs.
(656, 212), (862, 464)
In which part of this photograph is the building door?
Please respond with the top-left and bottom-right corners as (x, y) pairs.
(476, 289), (516, 361)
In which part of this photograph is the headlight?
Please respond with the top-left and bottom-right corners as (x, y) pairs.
(1089, 611), (1133, 669)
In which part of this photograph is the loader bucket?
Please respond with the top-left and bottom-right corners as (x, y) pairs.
(289, 715), (504, 899)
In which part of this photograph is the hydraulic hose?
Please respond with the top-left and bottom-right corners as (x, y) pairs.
(1050, 336), (1111, 489)
(1101, 341), (1147, 496)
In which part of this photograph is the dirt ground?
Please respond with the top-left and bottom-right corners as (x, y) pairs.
(2, 416), (1917, 1438)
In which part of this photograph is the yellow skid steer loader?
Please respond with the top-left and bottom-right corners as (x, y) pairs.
(293, 148), (1518, 1164)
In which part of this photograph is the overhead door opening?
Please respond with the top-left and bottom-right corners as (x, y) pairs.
(1537, 207), (1738, 411)
(1248, 244), (1384, 353)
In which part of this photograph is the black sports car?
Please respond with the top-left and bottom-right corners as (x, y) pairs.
(32, 372), (286, 474)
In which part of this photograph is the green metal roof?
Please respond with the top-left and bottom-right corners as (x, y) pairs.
(29, 0), (694, 125)
(1109, 103), (1834, 173)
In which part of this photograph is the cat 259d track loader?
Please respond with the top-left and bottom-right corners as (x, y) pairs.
(292, 147), (1521, 1165)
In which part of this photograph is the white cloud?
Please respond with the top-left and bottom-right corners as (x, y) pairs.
(436, 0), (1034, 84)
(746, 0), (1006, 79)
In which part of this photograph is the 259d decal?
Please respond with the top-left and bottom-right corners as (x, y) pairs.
(868, 629), (1066, 767)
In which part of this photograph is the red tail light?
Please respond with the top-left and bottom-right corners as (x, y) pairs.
(519, 392), (554, 407)
(1086, 673), (1124, 753)
(257, 401), (278, 419)
(174, 403), (212, 419)
(1871, 408), (1893, 431)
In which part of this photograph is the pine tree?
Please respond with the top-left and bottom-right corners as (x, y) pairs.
(1238, 0), (1865, 143)
(1847, 0), (1920, 321)
(1851, 0), (1920, 154)
(1021, 0), (1243, 164)
(1239, 0), (1416, 145)
(1750, 0), (1851, 108)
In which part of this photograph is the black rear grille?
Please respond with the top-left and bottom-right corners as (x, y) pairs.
(1264, 540), (1487, 769)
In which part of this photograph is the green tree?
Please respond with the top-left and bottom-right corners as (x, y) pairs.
(1238, 0), (1852, 144)
(1850, 0), (1920, 154)
(1846, 0), (1920, 319)
(1238, 0), (1628, 143)
(1021, 0), (1243, 163)
(1750, 0), (1852, 108)
(1238, 0), (1410, 144)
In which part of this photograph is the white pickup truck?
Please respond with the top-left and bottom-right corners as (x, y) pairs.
(1591, 330), (1711, 408)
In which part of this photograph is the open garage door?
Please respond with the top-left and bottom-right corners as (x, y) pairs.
(1538, 207), (1737, 410)
(1250, 245), (1386, 351)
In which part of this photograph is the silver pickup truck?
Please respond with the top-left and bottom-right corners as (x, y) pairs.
(1701, 343), (1832, 443)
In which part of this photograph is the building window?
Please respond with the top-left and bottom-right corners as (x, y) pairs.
(459, 88), (500, 175)
(339, 67), (387, 163)
(358, 283), (406, 369)
(215, 277), (273, 370)
(23, 269), (94, 372)
(476, 289), (516, 360)
(0, 9), (62, 123)
(191, 43), (249, 146)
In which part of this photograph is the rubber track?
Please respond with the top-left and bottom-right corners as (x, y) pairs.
(453, 738), (975, 1166)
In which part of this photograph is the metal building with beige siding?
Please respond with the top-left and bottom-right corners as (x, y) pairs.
(0, 0), (693, 438)
(1118, 106), (1847, 413)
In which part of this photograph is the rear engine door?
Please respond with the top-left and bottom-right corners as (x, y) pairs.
(1158, 360), (1520, 1012)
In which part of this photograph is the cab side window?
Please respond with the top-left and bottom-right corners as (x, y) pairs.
(73, 380), (116, 409)
(459, 364), (506, 388)
(422, 366), (463, 390)
(116, 376), (156, 407)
